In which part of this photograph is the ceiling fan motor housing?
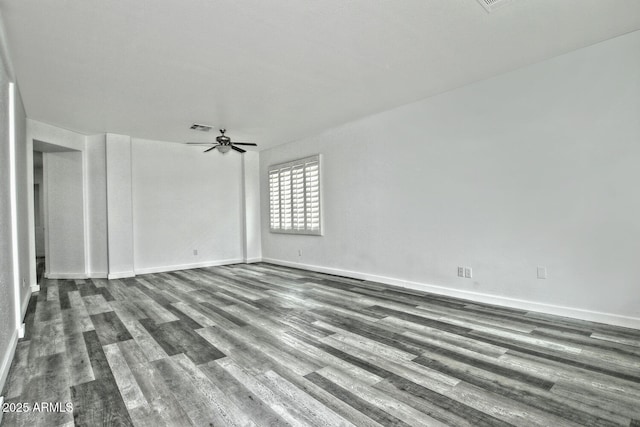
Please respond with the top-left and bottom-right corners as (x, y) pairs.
(186, 127), (256, 153)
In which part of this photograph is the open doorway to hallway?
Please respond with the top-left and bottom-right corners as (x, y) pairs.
(33, 151), (45, 284)
(32, 139), (86, 281)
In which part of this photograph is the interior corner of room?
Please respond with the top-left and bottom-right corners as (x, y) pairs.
(0, 1), (639, 423)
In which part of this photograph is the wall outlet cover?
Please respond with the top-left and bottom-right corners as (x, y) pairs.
(537, 266), (547, 279)
(457, 267), (464, 277)
(464, 267), (472, 278)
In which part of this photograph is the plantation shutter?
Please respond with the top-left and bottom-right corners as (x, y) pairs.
(292, 165), (305, 230)
(268, 155), (321, 235)
(269, 170), (280, 230)
(304, 160), (320, 232)
(280, 167), (292, 230)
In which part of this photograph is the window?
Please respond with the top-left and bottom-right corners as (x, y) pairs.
(269, 155), (321, 235)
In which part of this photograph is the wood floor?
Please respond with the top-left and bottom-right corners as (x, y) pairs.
(2, 263), (640, 426)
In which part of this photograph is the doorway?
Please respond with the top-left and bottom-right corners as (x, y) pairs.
(33, 151), (45, 283)
(32, 140), (86, 279)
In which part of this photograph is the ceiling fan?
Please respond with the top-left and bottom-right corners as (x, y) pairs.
(187, 129), (257, 153)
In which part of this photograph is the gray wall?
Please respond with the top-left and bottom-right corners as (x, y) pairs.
(260, 30), (640, 328)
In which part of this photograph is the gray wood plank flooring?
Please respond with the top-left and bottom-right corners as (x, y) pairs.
(2, 263), (640, 426)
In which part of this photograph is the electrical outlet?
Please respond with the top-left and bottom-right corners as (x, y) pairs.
(298, 249), (302, 257)
(464, 267), (472, 278)
(457, 267), (464, 277)
(193, 249), (198, 256)
(537, 266), (547, 279)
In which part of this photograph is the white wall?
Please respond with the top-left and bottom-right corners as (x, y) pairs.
(105, 134), (135, 278)
(0, 31), (18, 396)
(86, 134), (108, 276)
(0, 21), (30, 395)
(25, 124), (251, 279)
(28, 125), (115, 279)
(45, 151), (87, 278)
(131, 138), (245, 274)
(243, 152), (262, 262)
(14, 81), (30, 307)
(27, 119), (88, 282)
(260, 30), (640, 328)
(28, 119), (85, 151)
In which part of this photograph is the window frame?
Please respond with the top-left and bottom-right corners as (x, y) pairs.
(268, 154), (322, 236)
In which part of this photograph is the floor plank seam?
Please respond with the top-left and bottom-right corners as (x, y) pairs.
(1, 263), (639, 426)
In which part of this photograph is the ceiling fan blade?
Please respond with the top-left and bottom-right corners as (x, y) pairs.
(231, 145), (246, 153)
(231, 142), (257, 146)
(204, 146), (218, 153)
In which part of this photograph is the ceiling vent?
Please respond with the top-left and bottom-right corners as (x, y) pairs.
(477, 0), (512, 13)
(190, 123), (213, 131)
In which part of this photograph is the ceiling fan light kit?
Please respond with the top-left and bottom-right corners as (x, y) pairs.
(186, 128), (257, 154)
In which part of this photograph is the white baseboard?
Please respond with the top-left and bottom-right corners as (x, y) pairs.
(89, 272), (108, 279)
(20, 290), (30, 322)
(45, 273), (89, 279)
(107, 271), (135, 280)
(134, 258), (245, 276)
(0, 327), (19, 403)
(0, 285), (31, 392)
(244, 257), (263, 264)
(262, 258), (640, 330)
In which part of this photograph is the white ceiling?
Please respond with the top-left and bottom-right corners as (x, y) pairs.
(1, 0), (639, 150)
